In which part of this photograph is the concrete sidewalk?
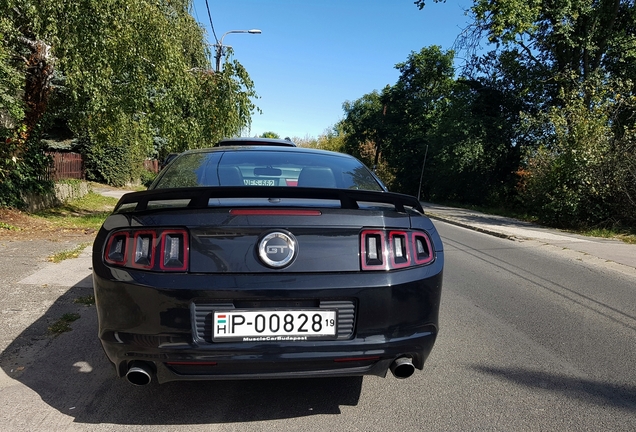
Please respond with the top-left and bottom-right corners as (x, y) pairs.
(92, 187), (134, 200)
(422, 202), (636, 272)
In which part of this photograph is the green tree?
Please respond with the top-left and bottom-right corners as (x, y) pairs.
(422, 49), (534, 205)
(383, 46), (456, 196)
(294, 125), (346, 153)
(340, 88), (396, 186)
(461, 0), (636, 226)
(518, 81), (636, 227)
(0, 16), (23, 130)
(469, 0), (636, 84)
(1, 0), (259, 197)
(413, 0), (636, 226)
(260, 131), (280, 139)
(341, 89), (385, 166)
(0, 3), (55, 206)
(342, 47), (456, 196)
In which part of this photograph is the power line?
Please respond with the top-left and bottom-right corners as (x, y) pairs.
(204, 0), (219, 44)
(190, 0), (200, 24)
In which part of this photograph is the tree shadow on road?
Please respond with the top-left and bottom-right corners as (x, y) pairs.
(0, 283), (363, 426)
(472, 365), (636, 412)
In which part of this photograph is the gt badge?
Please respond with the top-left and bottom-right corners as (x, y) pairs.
(258, 231), (297, 268)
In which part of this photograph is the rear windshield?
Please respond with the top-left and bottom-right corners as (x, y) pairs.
(151, 150), (384, 191)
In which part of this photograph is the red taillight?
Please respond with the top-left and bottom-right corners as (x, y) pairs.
(389, 231), (411, 268)
(160, 230), (189, 271)
(412, 232), (434, 265)
(105, 233), (128, 265)
(361, 230), (387, 270)
(131, 230), (156, 269)
(360, 229), (434, 271)
(103, 228), (189, 272)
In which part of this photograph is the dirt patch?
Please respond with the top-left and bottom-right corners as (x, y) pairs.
(0, 208), (96, 241)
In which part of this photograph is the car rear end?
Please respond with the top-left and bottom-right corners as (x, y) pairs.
(92, 147), (443, 384)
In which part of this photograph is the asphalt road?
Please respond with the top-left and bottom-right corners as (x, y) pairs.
(1, 220), (635, 431)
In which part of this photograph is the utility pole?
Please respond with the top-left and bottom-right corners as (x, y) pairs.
(417, 145), (429, 202)
(373, 104), (387, 171)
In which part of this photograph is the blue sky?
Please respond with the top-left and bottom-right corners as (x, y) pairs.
(191, 0), (473, 139)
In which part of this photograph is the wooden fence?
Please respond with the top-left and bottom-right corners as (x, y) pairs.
(46, 152), (84, 181)
(143, 159), (159, 173)
(44, 152), (160, 181)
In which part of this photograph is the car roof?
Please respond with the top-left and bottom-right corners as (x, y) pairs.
(216, 137), (296, 147)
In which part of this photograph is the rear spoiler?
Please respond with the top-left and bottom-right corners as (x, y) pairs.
(114, 187), (424, 213)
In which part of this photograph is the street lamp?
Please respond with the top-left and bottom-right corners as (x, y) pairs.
(214, 29), (261, 72)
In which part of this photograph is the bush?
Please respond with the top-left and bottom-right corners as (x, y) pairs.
(518, 90), (635, 228)
(140, 169), (157, 187)
(0, 131), (53, 208)
(76, 113), (151, 187)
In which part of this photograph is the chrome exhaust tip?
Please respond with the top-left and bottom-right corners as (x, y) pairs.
(390, 357), (415, 379)
(125, 361), (153, 386)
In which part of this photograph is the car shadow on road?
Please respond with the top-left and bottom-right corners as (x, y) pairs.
(0, 283), (362, 426)
(473, 365), (636, 412)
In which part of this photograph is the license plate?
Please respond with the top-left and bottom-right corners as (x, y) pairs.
(213, 310), (337, 342)
(244, 179), (276, 186)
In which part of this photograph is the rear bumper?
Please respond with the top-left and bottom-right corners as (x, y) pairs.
(93, 258), (443, 383)
(101, 330), (437, 383)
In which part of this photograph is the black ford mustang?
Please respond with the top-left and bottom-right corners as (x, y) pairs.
(92, 138), (444, 385)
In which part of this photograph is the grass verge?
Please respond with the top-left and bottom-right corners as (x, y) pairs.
(0, 221), (19, 231)
(48, 242), (91, 263)
(48, 313), (81, 335)
(34, 191), (118, 231)
(439, 201), (636, 244)
(74, 295), (95, 306)
(582, 227), (636, 244)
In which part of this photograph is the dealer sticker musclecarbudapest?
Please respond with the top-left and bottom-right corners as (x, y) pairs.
(213, 310), (337, 341)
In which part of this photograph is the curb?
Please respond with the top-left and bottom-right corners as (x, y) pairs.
(425, 213), (514, 240)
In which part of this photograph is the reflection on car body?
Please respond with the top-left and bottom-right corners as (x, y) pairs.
(92, 137), (444, 385)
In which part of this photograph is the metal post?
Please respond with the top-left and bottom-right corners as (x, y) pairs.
(417, 145), (428, 202)
(215, 44), (223, 72)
